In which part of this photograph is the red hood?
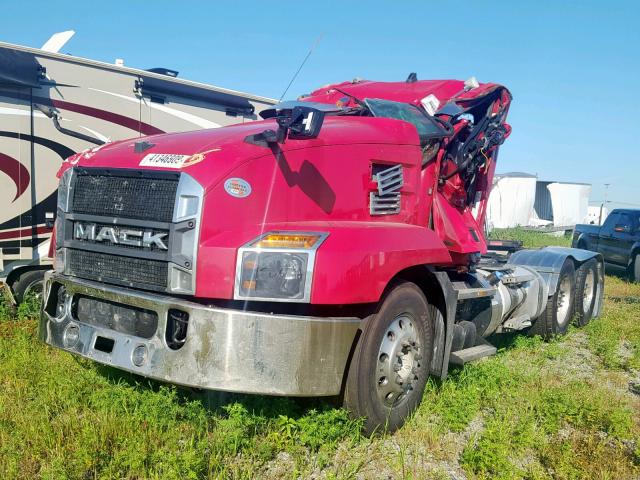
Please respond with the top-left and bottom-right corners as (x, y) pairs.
(62, 116), (420, 191)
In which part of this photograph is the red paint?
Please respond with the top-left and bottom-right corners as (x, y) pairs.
(68, 78), (511, 304)
(0, 152), (29, 201)
(50, 99), (164, 136)
(0, 225), (51, 240)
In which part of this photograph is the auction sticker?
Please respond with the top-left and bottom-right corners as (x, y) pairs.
(224, 178), (252, 198)
(139, 153), (191, 168)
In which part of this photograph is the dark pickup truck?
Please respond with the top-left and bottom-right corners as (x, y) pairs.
(573, 208), (640, 281)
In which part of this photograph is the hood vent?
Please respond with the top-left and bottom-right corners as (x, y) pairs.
(370, 164), (403, 215)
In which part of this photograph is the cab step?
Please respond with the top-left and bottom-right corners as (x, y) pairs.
(449, 344), (497, 365)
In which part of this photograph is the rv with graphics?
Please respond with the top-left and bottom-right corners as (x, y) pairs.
(0, 36), (275, 301)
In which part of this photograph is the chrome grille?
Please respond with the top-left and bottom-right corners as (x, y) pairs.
(60, 169), (203, 294)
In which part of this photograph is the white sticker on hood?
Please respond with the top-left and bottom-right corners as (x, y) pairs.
(224, 178), (252, 198)
(139, 153), (191, 168)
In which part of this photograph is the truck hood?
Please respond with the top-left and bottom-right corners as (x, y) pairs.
(63, 116), (420, 192)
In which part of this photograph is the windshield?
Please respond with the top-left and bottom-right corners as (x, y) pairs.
(364, 98), (450, 145)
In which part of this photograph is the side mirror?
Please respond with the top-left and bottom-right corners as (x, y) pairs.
(614, 224), (630, 233)
(276, 105), (325, 142)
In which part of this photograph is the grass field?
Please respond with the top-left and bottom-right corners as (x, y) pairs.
(1, 230), (638, 479)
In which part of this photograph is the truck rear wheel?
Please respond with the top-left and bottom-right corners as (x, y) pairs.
(342, 281), (434, 435)
(11, 269), (46, 304)
(529, 259), (575, 340)
(573, 259), (598, 327)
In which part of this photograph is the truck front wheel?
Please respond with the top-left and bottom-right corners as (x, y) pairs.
(342, 281), (434, 435)
(11, 269), (46, 304)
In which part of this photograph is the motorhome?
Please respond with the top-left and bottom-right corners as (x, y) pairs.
(0, 34), (275, 300)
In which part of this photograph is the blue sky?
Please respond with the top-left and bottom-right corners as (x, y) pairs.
(3, 0), (639, 209)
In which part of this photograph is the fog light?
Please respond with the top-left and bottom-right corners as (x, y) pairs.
(132, 344), (148, 367)
(63, 323), (80, 348)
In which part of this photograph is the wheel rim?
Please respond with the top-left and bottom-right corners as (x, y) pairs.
(556, 274), (573, 326)
(635, 257), (640, 281)
(582, 269), (595, 313)
(25, 280), (43, 302)
(375, 314), (422, 408)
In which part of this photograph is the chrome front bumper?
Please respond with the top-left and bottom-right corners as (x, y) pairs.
(39, 272), (361, 396)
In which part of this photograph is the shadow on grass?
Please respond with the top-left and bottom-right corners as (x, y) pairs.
(93, 362), (339, 420)
(487, 332), (521, 351)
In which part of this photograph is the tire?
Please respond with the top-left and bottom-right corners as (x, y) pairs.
(11, 269), (46, 304)
(630, 254), (640, 283)
(459, 321), (477, 349)
(573, 259), (598, 327)
(342, 281), (434, 435)
(450, 324), (465, 352)
(529, 259), (575, 340)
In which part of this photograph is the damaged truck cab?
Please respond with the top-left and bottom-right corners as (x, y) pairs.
(40, 77), (604, 433)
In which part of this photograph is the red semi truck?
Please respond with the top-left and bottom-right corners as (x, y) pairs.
(40, 77), (604, 433)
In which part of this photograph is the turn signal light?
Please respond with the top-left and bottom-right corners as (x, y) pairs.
(251, 233), (321, 249)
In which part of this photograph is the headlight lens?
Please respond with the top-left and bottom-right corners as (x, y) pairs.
(238, 251), (308, 300)
(234, 231), (327, 302)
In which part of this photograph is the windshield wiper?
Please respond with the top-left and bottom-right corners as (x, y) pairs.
(332, 87), (369, 110)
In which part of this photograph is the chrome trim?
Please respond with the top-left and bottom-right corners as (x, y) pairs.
(40, 272), (360, 396)
(233, 231), (329, 303)
(169, 173), (204, 294)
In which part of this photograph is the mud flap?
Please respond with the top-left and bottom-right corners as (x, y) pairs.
(430, 271), (459, 379)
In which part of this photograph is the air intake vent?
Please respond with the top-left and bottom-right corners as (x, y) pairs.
(370, 164), (403, 215)
(370, 192), (401, 215)
(374, 164), (403, 195)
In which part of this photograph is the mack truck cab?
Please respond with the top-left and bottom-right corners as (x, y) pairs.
(40, 76), (604, 434)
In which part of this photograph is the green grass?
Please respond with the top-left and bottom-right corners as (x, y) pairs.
(489, 227), (573, 248)
(1, 232), (639, 479)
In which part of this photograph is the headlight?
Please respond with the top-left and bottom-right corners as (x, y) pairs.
(54, 168), (73, 273)
(57, 167), (74, 212)
(234, 232), (328, 303)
